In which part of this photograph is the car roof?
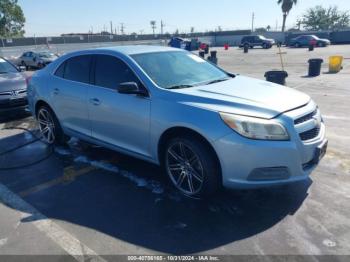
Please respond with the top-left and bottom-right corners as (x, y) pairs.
(95, 45), (180, 55)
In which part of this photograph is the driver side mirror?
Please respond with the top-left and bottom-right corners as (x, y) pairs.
(117, 82), (148, 96)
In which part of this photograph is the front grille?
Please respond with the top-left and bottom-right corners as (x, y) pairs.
(294, 109), (317, 125)
(299, 127), (320, 141)
(0, 89), (27, 96)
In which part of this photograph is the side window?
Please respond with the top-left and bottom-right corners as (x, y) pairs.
(64, 55), (91, 84)
(94, 55), (140, 90)
(54, 61), (66, 78)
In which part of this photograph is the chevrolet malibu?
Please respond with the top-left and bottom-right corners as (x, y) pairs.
(27, 46), (327, 197)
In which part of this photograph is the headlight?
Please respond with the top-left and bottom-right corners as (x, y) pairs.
(219, 112), (290, 141)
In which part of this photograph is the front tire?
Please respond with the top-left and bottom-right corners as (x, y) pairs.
(164, 136), (221, 197)
(37, 106), (67, 145)
(21, 61), (28, 70)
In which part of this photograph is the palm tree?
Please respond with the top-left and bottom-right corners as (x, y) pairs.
(150, 21), (156, 36)
(277, 0), (297, 32)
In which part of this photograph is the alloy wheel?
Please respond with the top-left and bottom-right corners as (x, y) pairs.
(166, 141), (204, 195)
(37, 108), (56, 144)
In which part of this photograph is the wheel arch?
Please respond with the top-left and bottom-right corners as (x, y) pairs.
(35, 100), (54, 118)
(157, 126), (222, 180)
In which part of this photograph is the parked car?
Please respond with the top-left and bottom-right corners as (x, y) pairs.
(0, 57), (28, 115)
(18, 51), (58, 69)
(289, 35), (331, 48)
(239, 35), (275, 49)
(28, 46), (327, 197)
(168, 37), (191, 51)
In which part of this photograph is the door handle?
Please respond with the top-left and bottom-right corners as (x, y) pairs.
(53, 88), (59, 95)
(90, 98), (101, 106)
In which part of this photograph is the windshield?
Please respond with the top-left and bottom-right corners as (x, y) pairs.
(0, 58), (18, 74)
(132, 51), (230, 89)
(39, 52), (55, 58)
(259, 35), (266, 39)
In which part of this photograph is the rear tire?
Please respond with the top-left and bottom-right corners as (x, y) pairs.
(163, 135), (221, 197)
(37, 105), (69, 145)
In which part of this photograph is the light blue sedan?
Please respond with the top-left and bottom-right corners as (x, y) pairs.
(27, 45), (327, 197)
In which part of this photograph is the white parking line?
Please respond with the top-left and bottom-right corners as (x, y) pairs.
(0, 183), (106, 262)
(323, 115), (350, 121)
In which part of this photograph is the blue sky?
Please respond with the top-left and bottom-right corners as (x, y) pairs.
(18, 0), (350, 36)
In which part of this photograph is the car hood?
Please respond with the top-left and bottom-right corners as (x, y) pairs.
(0, 72), (26, 92)
(169, 75), (310, 119)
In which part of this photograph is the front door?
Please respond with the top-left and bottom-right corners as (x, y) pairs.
(88, 54), (151, 157)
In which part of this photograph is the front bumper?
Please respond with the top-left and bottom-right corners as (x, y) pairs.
(0, 97), (28, 115)
(214, 104), (326, 189)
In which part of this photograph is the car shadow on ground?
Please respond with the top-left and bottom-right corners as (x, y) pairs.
(0, 129), (311, 254)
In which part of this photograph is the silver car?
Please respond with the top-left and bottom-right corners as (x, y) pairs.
(27, 46), (327, 197)
(0, 57), (28, 116)
(19, 51), (58, 69)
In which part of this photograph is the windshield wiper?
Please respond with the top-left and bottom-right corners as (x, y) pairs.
(206, 78), (231, 85)
(167, 84), (194, 90)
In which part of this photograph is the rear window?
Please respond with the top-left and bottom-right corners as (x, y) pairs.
(54, 62), (65, 78)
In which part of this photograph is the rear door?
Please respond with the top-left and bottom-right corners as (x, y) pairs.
(254, 36), (263, 46)
(88, 54), (151, 157)
(50, 55), (92, 136)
